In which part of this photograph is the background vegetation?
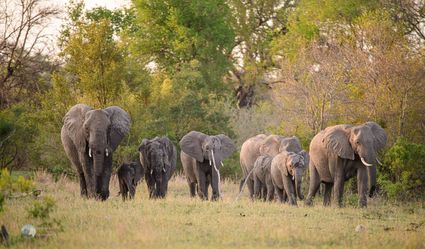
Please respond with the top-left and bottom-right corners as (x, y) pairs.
(0, 0), (424, 201)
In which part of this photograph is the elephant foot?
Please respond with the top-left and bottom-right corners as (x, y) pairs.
(96, 191), (109, 201)
(304, 198), (313, 206)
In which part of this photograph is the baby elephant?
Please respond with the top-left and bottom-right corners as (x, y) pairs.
(117, 161), (143, 200)
(271, 151), (308, 206)
(253, 155), (274, 201)
(139, 137), (177, 198)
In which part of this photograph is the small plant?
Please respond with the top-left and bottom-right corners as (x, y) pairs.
(27, 196), (63, 237)
(0, 169), (34, 213)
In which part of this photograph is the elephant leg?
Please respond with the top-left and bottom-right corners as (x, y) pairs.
(210, 168), (220, 201)
(78, 151), (95, 198)
(145, 172), (155, 198)
(196, 169), (208, 200)
(188, 180), (196, 197)
(253, 176), (261, 200)
(261, 184), (268, 201)
(323, 182), (333, 206)
(357, 167), (368, 208)
(78, 171), (88, 197)
(305, 162), (321, 206)
(129, 179), (136, 199)
(275, 187), (284, 203)
(266, 183), (274, 202)
(333, 167), (345, 207)
(282, 175), (297, 206)
(98, 156), (112, 201)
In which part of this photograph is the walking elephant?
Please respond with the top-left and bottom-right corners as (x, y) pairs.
(180, 131), (235, 201)
(61, 104), (131, 200)
(139, 137), (177, 198)
(271, 151), (308, 206)
(305, 122), (387, 207)
(252, 155), (274, 201)
(117, 161), (143, 200)
(239, 135), (303, 198)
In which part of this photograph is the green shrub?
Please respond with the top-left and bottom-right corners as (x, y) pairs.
(0, 169), (34, 213)
(378, 138), (425, 200)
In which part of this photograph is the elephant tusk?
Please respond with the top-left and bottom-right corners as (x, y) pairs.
(150, 169), (153, 175)
(89, 148), (92, 158)
(163, 167), (166, 173)
(211, 149), (221, 197)
(209, 151), (212, 166)
(361, 157), (373, 167)
(292, 175), (295, 181)
(376, 158), (383, 166)
(105, 148), (109, 157)
(221, 161), (224, 167)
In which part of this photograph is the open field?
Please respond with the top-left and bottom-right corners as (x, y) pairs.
(1, 172), (425, 249)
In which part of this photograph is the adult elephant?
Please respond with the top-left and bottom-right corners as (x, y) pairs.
(239, 135), (303, 198)
(139, 137), (177, 198)
(305, 122), (386, 207)
(180, 131), (235, 201)
(61, 104), (131, 200)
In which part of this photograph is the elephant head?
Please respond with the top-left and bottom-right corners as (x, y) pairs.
(279, 151), (308, 200)
(180, 131), (235, 166)
(322, 121), (387, 196)
(139, 137), (171, 183)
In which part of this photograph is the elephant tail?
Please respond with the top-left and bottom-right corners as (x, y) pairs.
(235, 164), (257, 202)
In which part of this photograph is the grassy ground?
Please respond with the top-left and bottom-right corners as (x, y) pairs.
(1, 172), (424, 249)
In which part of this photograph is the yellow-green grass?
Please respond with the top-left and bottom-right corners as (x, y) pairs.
(2, 172), (424, 249)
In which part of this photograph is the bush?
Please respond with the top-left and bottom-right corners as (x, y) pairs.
(0, 169), (34, 213)
(378, 138), (425, 200)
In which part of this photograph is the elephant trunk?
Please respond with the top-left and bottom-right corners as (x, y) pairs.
(295, 168), (304, 200)
(93, 153), (104, 196)
(211, 149), (220, 197)
(368, 165), (377, 197)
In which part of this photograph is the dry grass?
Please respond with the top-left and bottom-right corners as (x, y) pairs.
(1, 172), (425, 249)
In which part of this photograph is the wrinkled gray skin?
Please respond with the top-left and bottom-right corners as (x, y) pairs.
(180, 131), (235, 201)
(61, 104), (131, 200)
(253, 155), (274, 201)
(271, 151), (308, 206)
(305, 122), (387, 208)
(117, 161), (144, 201)
(239, 135), (303, 198)
(139, 137), (177, 198)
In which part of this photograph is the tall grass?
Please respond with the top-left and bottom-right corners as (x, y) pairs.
(1, 172), (424, 249)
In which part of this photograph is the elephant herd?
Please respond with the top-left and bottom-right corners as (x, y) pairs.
(61, 104), (387, 207)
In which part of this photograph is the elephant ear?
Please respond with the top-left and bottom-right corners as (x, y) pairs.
(279, 153), (289, 176)
(215, 134), (235, 163)
(63, 104), (93, 150)
(364, 122), (387, 151)
(260, 135), (281, 156)
(279, 136), (302, 153)
(322, 125), (355, 160)
(299, 150), (309, 169)
(179, 131), (207, 162)
(138, 139), (150, 169)
(104, 106), (131, 151)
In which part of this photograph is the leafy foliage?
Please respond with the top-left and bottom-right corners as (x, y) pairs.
(379, 138), (425, 200)
(0, 169), (34, 212)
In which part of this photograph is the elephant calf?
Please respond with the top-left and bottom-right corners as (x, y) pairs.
(253, 155), (274, 201)
(117, 162), (143, 200)
(271, 151), (308, 206)
(139, 137), (177, 198)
